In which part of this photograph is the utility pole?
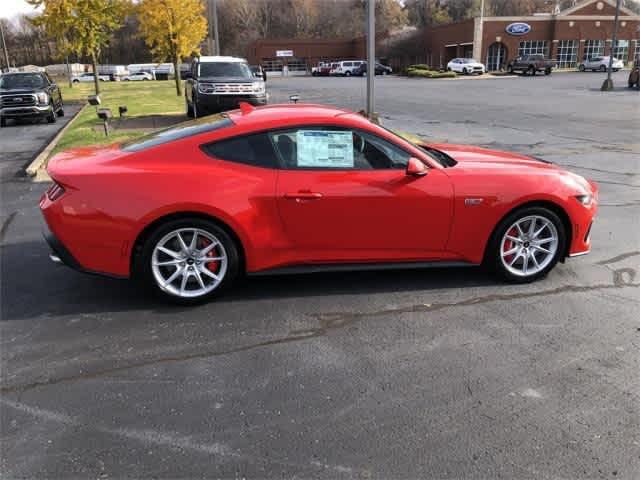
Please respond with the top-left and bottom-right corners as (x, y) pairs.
(206, 0), (220, 56)
(601, 0), (621, 91)
(0, 20), (10, 73)
(366, 0), (375, 118)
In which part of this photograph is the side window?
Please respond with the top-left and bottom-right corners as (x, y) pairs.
(201, 132), (279, 168)
(270, 128), (411, 170)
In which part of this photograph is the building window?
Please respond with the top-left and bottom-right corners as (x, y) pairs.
(286, 57), (308, 72)
(635, 42), (640, 64)
(518, 40), (548, 57)
(556, 40), (578, 68)
(262, 59), (283, 72)
(583, 40), (604, 60)
(612, 40), (629, 64)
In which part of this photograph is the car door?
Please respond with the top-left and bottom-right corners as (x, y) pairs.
(272, 126), (454, 262)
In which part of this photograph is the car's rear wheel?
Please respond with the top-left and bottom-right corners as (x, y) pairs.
(579, 64), (585, 72)
(345, 71), (351, 77)
(486, 207), (566, 283)
(544, 67), (551, 75)
(507, 65), (514, 74)
(528, 66), (536, 76)
(0, 117), (6, 128)
(138, 218), (240, 304)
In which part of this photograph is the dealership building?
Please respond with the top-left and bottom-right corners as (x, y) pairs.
(248, 0), (640, 72)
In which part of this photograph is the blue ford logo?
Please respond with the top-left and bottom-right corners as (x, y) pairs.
(506, 22), (531, 35)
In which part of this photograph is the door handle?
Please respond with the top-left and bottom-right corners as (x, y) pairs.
(284, 191), (323, 200)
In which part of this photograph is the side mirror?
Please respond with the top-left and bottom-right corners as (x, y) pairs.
(406, 157), (428, 177)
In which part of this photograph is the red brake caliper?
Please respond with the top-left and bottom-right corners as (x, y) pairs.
(504, 227), (516, 263)
(199, 238), (219, 273)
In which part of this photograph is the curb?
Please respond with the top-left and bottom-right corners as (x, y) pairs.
(25, 103), (87, 177)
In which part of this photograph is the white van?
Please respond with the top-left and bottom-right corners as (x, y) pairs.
(330, 60), (364, 76)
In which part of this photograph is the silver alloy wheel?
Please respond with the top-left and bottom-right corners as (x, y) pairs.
(151, 228), (228, 298)
(500, 215), (559, 277)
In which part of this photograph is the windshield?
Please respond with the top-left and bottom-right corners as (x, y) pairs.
(385, 127), (456, 168)
(121, 114), (233, 152)
(0, 74), (45, 89)
(199, 62), (252, 78)
(461, 59), (474, 63)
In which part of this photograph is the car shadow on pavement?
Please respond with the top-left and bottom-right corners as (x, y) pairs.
(1, 241), (497, 321)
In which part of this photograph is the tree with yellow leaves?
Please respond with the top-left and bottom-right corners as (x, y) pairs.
(28, 0), (129, 95)
(138, 0), (208, 97)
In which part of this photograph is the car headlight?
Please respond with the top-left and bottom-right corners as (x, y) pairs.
(198, 83), (215, 94)
(36, 91), (49, 105)
(252, 82), (265, 94)
(575, 194), (593, 206)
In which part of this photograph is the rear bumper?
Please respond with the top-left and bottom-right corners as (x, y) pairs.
(1, 105), (52, 118)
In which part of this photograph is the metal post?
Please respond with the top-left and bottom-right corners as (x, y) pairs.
(366, 0), (375, 118)
(601, 0), (621, 91)
(0, 20), (10, 73)
(212, 0), (220, 56)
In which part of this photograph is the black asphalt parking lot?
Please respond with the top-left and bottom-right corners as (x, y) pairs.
(1, 72), (639, 479)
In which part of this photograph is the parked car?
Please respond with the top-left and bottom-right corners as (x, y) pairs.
(71, 72), (110, 83)
(311, 62), (333, 76)
(354, 62), (393, 76)
(41, 103), (598, 304)
(330, 60), (364, 76)
(122, 71), (153, 81)
(628, 63), (640, 89)
(507, 54), (555, 75)
(249, 65), (267, 82)
(0, 72), (64, 127)
(185, 56), (266, 118)
(446, 58), (485, 75)
(578, 56), (624, 72)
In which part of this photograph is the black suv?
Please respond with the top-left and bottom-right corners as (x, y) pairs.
(185, 56), (267, 117)
(0, 72), (64, 127)
(354, 62), (393, 76)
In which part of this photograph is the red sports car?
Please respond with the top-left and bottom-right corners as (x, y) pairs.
(41, 103), (598, 303)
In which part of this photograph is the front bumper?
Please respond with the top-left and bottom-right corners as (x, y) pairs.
(196, 94), (267, 113)
(1, 105), (52, 118)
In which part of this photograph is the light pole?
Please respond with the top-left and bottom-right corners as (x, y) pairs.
(601, 0), (621, 91)
(366, 0), (375, 119)
(0, 19), (10, 73)
(212, 0), (220, 55)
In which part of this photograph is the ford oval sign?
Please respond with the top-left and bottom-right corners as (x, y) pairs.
(506, 22), (531, 36)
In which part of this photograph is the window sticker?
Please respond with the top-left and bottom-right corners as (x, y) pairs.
(296, 130), (354, 168)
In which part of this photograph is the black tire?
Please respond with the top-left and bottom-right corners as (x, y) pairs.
(345, 71), (351, 77)
(613, 69), (619, 72)
(507, 65), (514, 74)
(72, 79), (79, 83)
(463, 67), (469, 75)
(0, 117), (6, 128)
(136, 217), (240, 304)
(579, 64), (585, 72)
(186, 97), (194, 118)
(528, 66), (536, 76)
(485, 206), (566, 284)
(57, 106), (64, 117)
(46, 108), (56, 123)
(599, 65), (606, 72)
(544, 67), (551, 75)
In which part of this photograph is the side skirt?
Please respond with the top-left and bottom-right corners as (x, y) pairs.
(248, 261), (476, 277)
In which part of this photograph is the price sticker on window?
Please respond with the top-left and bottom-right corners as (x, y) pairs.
(296, 130), (354, 168)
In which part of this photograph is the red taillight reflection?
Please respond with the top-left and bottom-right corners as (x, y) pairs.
(46, 182), (66, 201)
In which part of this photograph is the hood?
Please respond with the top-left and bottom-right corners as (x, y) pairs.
(426, 143), (557, 171)
(0, 88), (39, 95)
(198, 76), (257, 83)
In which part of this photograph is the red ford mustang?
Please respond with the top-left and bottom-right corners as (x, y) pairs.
(41, 103), (598, 303)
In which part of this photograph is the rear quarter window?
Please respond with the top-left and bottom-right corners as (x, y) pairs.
(200, 133), (279, 169)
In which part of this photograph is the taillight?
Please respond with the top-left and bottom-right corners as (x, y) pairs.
(46, 182), (66, 201)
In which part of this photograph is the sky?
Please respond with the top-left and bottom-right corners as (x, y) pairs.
(0, 0), (41, 20)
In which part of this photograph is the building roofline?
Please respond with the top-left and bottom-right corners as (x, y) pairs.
(558, 0), (635, 17)
(480, 15), (640, 21)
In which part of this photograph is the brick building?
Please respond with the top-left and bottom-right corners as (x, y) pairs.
(248, 0), (640, 73)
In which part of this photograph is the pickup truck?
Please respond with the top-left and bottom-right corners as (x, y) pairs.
(0, 72), (64, 127)
(507, 54), (555, 75)
(311, 62), (332, 76)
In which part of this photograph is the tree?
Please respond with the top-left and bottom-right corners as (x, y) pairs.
(138, 0), (207, 96)
(28, 0), (128, 94)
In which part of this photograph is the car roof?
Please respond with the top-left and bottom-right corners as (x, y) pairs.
(228, 103), (373, 130)
(196, 56), (247, 63)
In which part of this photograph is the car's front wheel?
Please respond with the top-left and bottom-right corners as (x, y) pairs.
(486, 207), (566, 283)
(137, 218), (240, 304)
(600, 65), (607, 72)
(579, 64), (585, 72)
